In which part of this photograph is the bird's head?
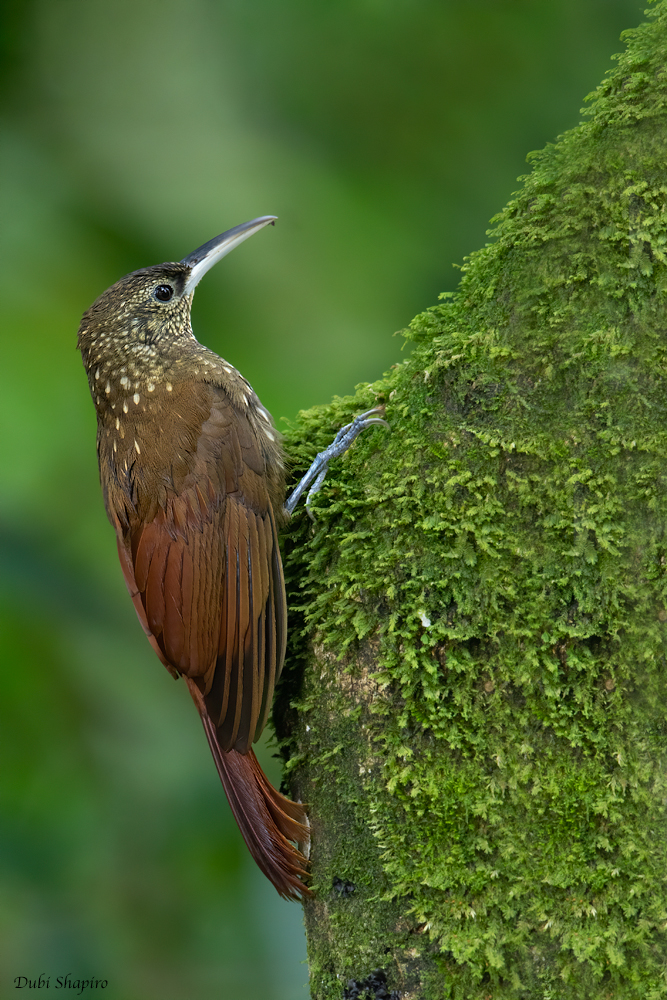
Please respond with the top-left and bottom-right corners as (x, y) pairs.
(78, 216), (277, 363)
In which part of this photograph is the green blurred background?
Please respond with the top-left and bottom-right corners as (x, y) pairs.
(0, 1), (647, 997)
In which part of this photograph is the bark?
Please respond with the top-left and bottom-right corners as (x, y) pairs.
(276, 6), (667, 997)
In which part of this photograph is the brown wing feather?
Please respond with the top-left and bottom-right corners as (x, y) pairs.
(108, 386), (285, 755)
(204, 494), (283, 752)
(90, 328), (308, 897)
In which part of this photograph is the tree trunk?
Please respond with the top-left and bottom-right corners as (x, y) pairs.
(276, 6), (667, 997)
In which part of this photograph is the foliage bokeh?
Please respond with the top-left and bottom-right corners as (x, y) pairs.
(0, 1), (647, 997)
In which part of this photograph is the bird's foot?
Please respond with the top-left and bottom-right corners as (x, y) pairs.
(284, 407), (389, 519)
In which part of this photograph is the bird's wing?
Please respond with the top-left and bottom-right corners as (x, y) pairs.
(111, 385), (286, 754)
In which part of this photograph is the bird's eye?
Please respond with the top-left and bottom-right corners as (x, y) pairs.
(154, 284), (174, 302)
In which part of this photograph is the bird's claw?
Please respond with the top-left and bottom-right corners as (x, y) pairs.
(332, 408), (390, 445)
(285, 406), (389, 518)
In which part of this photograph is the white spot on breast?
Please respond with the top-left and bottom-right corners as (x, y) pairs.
(123, 401), (129, 414)
(94, 368), (100, 380)
(134, 439), (141, 454)
(265, 429), (276, 441)
(105, 383), (111, 395)
(120, 376), (129, 387)
(166, 383), (173, 392)
(113, 439), (117, 452)
(133, 393), (140, 405)
(115, 417), (120, 430)
(147, 382), (155, 392)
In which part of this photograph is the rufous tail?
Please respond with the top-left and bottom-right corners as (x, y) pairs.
(186, 679), (311, 900)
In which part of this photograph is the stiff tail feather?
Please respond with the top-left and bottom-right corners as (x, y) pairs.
(186, 679), (311, 900)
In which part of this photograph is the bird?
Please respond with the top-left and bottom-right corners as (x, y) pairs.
(77, 216), (312, 899)
(78, 216), (387, 900)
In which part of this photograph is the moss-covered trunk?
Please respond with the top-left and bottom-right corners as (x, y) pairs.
(276, 6), (667, 997)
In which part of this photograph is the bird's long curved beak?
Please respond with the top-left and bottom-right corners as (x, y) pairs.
(181, 215), (277, 295)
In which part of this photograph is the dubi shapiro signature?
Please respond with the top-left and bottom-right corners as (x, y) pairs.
(13, 975), (108, 994)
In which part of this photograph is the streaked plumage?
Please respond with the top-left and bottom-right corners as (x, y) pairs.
(78, 219), (309, 899)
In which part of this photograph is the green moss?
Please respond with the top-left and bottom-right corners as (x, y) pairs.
(278, 3), (667, 996)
